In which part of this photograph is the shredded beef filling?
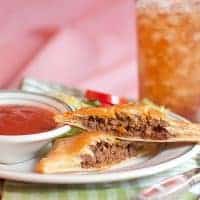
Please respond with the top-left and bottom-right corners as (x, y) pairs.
(81, 113), (170, 140)
(81, 141), (143, 168)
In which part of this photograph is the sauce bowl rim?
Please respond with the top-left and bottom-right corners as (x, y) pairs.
(0, 90), (71, 142)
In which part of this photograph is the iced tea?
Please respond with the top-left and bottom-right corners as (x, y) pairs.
(137, 0), (200, 121)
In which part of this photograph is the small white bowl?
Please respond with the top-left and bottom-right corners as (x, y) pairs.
(0, 91), (71, 164)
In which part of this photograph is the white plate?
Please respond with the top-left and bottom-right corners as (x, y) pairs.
(0, 94), (198, 184)
(0, 143), (199, 184)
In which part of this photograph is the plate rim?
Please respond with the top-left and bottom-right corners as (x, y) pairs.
(0, 144), (199, 184)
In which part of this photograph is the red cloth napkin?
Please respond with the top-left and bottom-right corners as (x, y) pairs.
(0, 0), (138, 98)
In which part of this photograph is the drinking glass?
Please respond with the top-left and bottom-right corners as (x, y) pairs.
(137, 0), (200, 121)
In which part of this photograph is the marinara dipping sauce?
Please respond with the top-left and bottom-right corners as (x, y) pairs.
(0, 105), (57, 135)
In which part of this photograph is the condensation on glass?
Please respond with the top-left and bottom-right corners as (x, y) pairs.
(137, 0), (200, 121)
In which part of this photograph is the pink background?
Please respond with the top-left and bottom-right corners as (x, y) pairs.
(0, 0), (138, 98)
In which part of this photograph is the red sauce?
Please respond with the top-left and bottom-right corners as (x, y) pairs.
(0, 105), (57, 135)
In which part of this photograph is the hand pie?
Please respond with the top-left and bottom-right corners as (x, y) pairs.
(55, 103), (200, 143)
(36, 131), (158, 174)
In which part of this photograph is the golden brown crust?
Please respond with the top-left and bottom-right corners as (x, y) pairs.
(55, 103), (170, 140)
(35, 131), (116, 173)
(55, 103), (166, 123)
(48, 131), (114, 155)
(35, 129), (161, 174)
(54, 102), (200, 143)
